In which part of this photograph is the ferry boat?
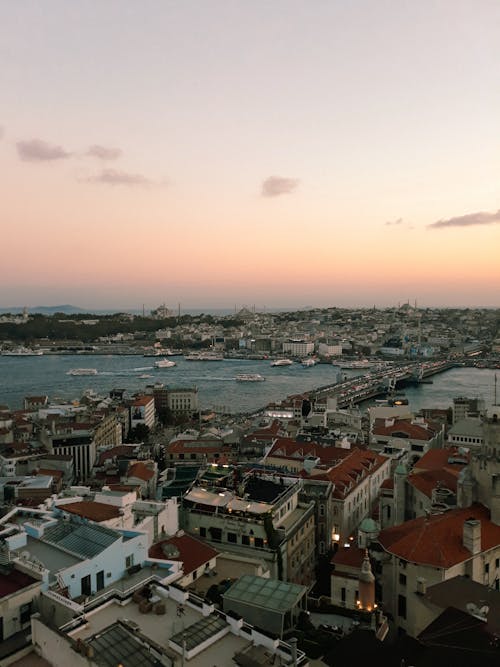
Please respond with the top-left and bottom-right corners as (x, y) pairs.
(154, 359), (176, 368)
(337, 359), (372, 369)
(184, 352), (224, 361)
(270, 359), (293, 367)
(301, 358), (317, 367)
(66, 368), (98, 376)
(235, 373), (265, 382)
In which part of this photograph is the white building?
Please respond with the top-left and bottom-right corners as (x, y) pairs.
(282, 340), (315, 356)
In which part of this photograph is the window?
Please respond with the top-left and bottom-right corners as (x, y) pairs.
(20, 602), (32, 625)
(398, 594), (407, 619)
(227, 532), (237, 544)
(254, 537), (264, 548)
(496, 558), (500, 569)
(242, 535), (250, 545)
(199, 527), (206, 538)
(125, 554), (134, 568)
(485, 563), (490, 574)
(319, 504), (325, 517)
(341, 587), (346, 602)
(399, 573), (407, 586)
(209, 527), (222, 542)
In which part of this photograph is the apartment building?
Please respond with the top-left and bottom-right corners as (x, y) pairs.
(181, 475), (316, 586)
(371, 504), (500, 638)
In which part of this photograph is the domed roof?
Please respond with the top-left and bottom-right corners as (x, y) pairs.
(359, 517), (378, 533)
(395, 462), (407, 475)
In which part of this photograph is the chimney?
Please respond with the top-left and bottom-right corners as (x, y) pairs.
(463, 518), (481, 555)
(416, 577), (427, 595)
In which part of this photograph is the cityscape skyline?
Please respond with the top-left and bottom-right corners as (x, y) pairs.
(1, 1), (499, 309)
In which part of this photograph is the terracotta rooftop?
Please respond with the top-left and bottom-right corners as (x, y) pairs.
(407, 468), (460, 499)
(127, 461), (155, 481)
(60, 500), (122, 522)
(0, 568), (38, 598)
(310, 449), (388, 498)
(98, 445), (138, 466)
(413, 447), (469, 474)
(266, 437), (353, 465)
(372, 418), (438, 441)
(36, 468), (63, 479)
(167, 440), (230, 454)
(243, 420), (283, 442)
(377, 504), (500, 568)
(331, 545), (366, 569)
(131, 396), (154, 407)
(149, 533), (218, 575)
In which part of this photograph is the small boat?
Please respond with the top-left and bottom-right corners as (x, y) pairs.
(138, 373), (152, 378)
(301, 358), (316, 367)
(66, 368), (98, 376)
(270, 359), (293, 367)
(154, 359), (176, 368)
(235, 373), (265, 382)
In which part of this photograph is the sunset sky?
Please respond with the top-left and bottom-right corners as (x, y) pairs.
(1, 1), (499, 311)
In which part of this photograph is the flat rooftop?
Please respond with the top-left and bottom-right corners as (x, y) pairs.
(70, 595), (251, 667)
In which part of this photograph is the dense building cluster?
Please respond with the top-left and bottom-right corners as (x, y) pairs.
(0, 305), (499, 666)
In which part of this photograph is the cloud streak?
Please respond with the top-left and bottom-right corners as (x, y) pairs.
(87, 145), (122, 160)
(88, 168), (154, 186)
(385, 218), (403, 226)
(17, 138), (72, 161)
(428, 209), (500, 229)
(262, 176), (299, 197)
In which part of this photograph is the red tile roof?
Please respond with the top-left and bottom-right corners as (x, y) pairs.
(331, 545), (366, 568)
(413, 447), (469, 474)
(0, 569), (38, 598)
(127, 461), (155, 481)
(98, 445), (138, 466)
(266, 437), (353, 465)
(372, 418), (437, 441)
(310, 449), (388, 498)
(407, 469), (460, 499)
(132, 396), (154, 407)
(167, 440), (230, 455)
(149, 534), (218, 575)
(243, 420), (283, 443)
(378, 504), (500, 568)
(36, 468), (63, 479)
(60, 500), (121, 522)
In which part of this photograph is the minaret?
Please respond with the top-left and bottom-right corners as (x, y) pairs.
(358, 549), (375, 612)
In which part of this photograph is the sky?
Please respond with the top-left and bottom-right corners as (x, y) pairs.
(1, 1), (499, 311)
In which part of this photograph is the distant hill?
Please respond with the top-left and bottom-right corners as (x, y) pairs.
(0, 305), (99, 315)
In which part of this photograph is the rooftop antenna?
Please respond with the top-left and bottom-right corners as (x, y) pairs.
(142, 304), (145, 317)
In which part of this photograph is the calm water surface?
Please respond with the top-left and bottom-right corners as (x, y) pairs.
(0, 355), (497, 414)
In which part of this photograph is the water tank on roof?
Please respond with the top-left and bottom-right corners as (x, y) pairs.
(161, 543), (180, 559)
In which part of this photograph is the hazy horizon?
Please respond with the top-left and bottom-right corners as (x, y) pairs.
(1, 1), (499, 307)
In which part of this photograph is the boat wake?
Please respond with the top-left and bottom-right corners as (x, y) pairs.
(99, 366), (153, 376)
